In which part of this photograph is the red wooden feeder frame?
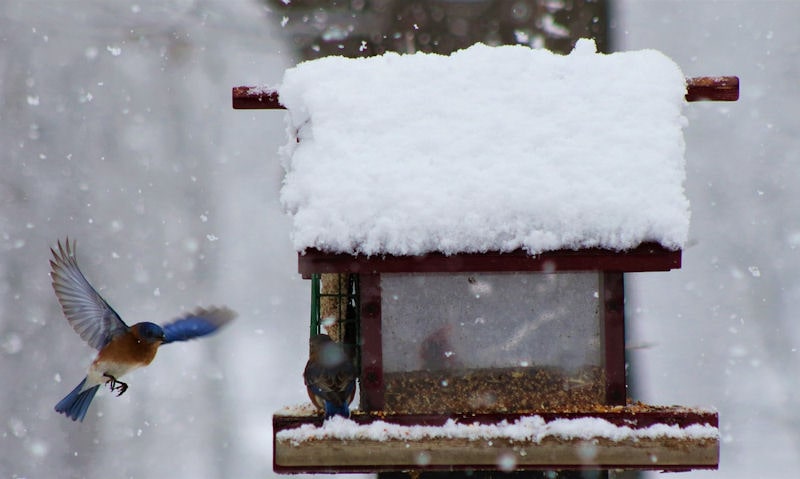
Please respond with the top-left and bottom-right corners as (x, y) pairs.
(232, 76), (739, 109)
(235, 76), (738, 474)
(296, 243), (680, 411)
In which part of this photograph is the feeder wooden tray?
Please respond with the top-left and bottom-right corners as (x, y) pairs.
(273, 405), (719, 473)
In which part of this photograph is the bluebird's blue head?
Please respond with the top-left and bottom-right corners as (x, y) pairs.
(136, 322), (166, 343)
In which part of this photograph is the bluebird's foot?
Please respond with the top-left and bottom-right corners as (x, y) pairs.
(103, 373), (128, 396)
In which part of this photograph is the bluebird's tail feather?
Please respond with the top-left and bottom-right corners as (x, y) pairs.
(323, 400), (350, 419)
(55, 377), (99, 422)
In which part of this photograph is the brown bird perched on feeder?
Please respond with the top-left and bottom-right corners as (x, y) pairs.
(303, 334), (357, 419)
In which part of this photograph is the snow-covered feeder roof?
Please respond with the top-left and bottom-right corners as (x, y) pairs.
(277, 39), (689, 257)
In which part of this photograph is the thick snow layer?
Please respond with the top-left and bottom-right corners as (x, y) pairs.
(276, 415), (718, 444)
(278, 39), (689, 256)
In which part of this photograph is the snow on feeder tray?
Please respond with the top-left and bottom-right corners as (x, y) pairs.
(234, 39), (738, 474)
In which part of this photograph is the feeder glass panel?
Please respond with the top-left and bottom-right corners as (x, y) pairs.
(380, 272), (603, 414)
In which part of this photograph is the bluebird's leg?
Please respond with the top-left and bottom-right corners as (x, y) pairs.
(103, 373), (128, 396)
(55, 377), (100, 422)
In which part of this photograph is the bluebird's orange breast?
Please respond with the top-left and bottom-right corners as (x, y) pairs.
(97, 332), (161, 367)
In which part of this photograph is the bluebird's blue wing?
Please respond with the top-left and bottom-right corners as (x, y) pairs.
(50, 239), (128, 350)
(161, 306), (236, 344)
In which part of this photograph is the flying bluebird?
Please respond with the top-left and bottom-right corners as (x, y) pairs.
(50, 238), (236, 422)
(303, 334), (357, 419)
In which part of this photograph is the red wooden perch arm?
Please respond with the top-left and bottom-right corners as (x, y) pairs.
(232, 76), (739, 109)
(685, 76), (739, 101)
(231, 87), (282, 109)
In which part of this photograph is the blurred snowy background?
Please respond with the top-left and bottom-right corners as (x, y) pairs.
(0, 1), (797, 478)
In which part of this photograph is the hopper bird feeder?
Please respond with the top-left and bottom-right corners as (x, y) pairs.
(234, 40), (737, 474)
